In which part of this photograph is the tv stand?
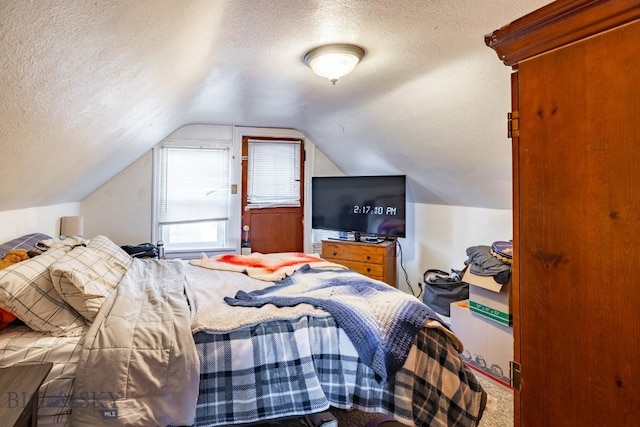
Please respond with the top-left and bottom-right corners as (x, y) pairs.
(321, 239), (397, 287)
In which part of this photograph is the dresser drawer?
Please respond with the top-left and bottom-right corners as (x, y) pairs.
(324, 258), (384, 278)
(322, 241), (385, 264)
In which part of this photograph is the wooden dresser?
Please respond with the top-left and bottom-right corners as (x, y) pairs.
(321, 239), (396, 287)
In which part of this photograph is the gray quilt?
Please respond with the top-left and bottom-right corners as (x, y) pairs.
(70, 259), (199, 426)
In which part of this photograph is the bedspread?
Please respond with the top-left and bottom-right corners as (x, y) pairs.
(194, 316), (485, 427)
(224, 265), (445, 382)
(184, 263), (330, 333)
(70, 259), (199, 426)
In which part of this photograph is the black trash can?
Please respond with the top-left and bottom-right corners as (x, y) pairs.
(422, 268), (469, 317)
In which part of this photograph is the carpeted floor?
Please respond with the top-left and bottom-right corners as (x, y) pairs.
(476, 373), (513, 427)
(331, 373), (513, 426)
(243, 371), (513, 426)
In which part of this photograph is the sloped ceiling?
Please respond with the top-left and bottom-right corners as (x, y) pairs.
(0, 0), (551, 212)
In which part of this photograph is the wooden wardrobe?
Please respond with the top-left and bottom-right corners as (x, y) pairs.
(485, 1), (640, 426)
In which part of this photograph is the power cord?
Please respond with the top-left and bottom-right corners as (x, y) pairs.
(395, 239), (423, 299)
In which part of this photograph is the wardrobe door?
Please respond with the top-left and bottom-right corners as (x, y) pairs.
(515, 19), (640, 426)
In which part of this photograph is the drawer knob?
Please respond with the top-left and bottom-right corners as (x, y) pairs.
(366, 255), (371, 260)
(366, 267), (371, 272)
(332, 252), (337, 256)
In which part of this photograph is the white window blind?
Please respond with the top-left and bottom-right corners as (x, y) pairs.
(246, 139), (301, 209)
(158, 145), (230, 224)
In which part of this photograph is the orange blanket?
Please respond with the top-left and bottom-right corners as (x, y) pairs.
(0, 249), (29, 329)
(189, 252), (346, 281)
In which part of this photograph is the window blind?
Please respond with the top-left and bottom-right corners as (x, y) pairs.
(246, 140), (301, 208)
(158, 146), (230, 223)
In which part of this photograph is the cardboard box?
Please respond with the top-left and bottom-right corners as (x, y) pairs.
(450, 301), (513, 385)
(463, 268), (511, 326)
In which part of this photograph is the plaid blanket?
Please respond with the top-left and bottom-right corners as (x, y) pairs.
(224, 265), (442, 382)
(193, 316), (486, 427)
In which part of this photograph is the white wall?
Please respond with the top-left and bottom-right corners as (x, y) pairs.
(82, 152), (153, 246)
(0, 129), (511, 302)
(0, 131), (512, 301)
(308, 153), (513, 297)
(396, 203), (512, 297)
(314, 149), (345, 177)
(81, 124), (315, 249)
(0, 202), (81, 242)
(0, 199), (512, 300)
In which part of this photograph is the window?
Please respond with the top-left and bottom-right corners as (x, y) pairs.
(246, 139), (301, 208)
(154, 142), (231, 252)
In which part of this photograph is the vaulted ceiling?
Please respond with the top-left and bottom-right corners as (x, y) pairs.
(0, 0), (550, 212)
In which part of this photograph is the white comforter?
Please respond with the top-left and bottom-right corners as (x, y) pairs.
(70, 259), (199, 426)
(184, 262), (331, 333)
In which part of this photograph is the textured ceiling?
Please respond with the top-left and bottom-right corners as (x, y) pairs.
(0, 0), (551, 212)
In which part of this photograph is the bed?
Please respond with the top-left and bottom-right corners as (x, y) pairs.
(0, 234), (486, 427)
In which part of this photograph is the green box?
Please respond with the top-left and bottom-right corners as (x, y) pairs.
(463, 268), (512, 326)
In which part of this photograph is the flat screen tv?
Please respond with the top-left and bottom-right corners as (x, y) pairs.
(311, 175), (406, 239)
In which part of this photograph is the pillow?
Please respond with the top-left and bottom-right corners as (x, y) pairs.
(87, 235), (133, 268)
(38, 236), (89, 252)
(50, 245), (131, 322)
(0, 233), (51, 259)
(0, 247), (86, 336)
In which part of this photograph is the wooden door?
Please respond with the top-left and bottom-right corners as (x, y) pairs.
(514, 16), (640, 427)
(241, 136), (304, 254)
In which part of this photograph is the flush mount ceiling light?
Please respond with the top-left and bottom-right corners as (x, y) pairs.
(304, 44), (365, 85)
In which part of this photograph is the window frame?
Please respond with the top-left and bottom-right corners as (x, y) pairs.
(152, 139), (236, 258)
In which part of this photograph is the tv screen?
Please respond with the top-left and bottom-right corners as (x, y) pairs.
(311, 175), (406, 238)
